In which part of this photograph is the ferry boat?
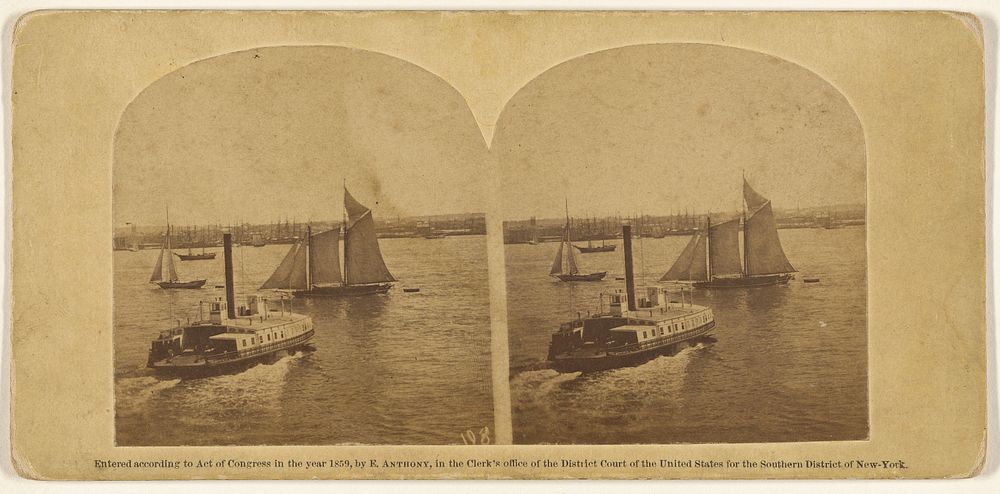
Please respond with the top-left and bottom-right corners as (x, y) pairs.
(147, 233), (314, 376)
(547, 225), (716, 373)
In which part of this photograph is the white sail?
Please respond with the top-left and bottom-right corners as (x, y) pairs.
(565, 237), (580, 275)
(163, 232), (179, 282)
(149, 248), (164, 283)
(550, 239), (565, 275)
(151, 226), (181, 282)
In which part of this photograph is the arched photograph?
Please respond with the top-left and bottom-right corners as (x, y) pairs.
(498, 44), (868, 444)
(112, 46), (493, 446)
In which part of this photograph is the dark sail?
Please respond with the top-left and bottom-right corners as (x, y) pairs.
(309, 228), (343, 285)
(344, 188), (396, 285)
(745, 201), (796, 275)
(708, 218), (742, 276)
(260, 242), (308, 289)
(743, 178), (769, 212)
(660, 232), (708, 282)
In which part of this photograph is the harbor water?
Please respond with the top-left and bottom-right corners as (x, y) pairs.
(114, 236), (493, 445)
(507, 226), (868, 444)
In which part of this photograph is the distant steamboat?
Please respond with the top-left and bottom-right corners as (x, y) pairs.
(147, 233), (314, 376)
(547, 225), (716, 373)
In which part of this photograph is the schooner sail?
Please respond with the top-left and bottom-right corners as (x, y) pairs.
(550, 203), (607, 282)
(150, 224), (206, 289)
(261, 187), (395, 297)
(661, 177), (796, 288)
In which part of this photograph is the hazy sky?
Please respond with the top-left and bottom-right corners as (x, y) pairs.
(113, 46), (489, 227)
(495, 44), (866, 220)
(114, 43), (865, 226)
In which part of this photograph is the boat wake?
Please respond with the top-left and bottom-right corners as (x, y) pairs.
(510, 369), (582, 411)
(115, 375), (182, 409)
(509, 360), (555, 376)
(512, 343), (708, 407)
(203, 350), (307, 385)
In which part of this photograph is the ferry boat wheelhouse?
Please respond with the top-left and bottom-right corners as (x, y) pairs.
(547, 225), (716, 373)
(147, 233), (314, 376)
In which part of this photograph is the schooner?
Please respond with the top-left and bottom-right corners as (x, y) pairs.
(661, 177), (796, 288)
(261, 187), (396, 297)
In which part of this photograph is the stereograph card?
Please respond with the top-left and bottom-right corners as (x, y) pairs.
(7, 10), (986, 480)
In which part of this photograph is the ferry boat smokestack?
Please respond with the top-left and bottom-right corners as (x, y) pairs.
(622, 224), (637, 312)
(223, 233), (236, 319)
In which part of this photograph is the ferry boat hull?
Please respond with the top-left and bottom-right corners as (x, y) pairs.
(156, 279), (207, 289)
(148, 329), (315, 377)
(550, 321), (715, 373)
(693, 273), (792, 289)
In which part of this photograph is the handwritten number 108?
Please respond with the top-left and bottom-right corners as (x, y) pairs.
(461, 427), (491, 445)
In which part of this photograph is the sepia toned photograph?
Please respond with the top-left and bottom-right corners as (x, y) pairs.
(112, 46), (493, 445)
(8, 9), (986, 480)
(500, 44), (868, 444)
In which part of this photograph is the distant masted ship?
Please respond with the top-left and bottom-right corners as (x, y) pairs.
(261, 187), (396, 297)
(661, 177), (796, 288)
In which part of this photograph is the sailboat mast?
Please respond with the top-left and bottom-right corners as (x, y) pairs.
(741, 170), (749, 278)
(564, 198), (570, 273)
(706, 216), (712, 281)
(165, 206), (171, 253)
(343, 181), (350, 286)
(305, 225), (312, 288)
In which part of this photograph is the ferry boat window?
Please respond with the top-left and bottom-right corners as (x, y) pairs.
(267, 334), (271, 341)
(642, 331), (647, 339)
